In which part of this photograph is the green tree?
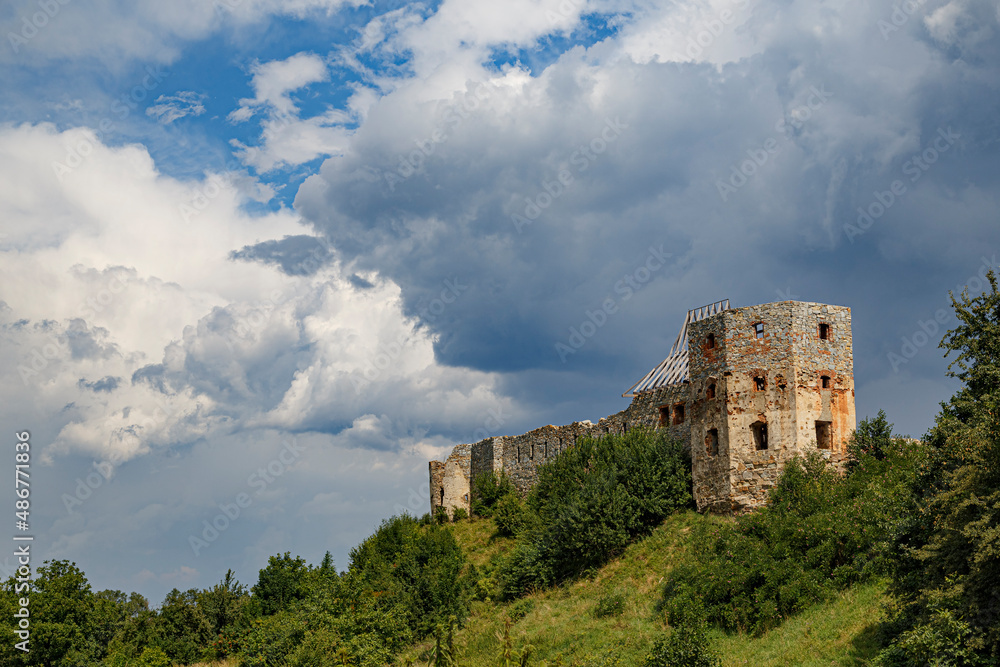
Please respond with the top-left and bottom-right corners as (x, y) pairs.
(198, 568), (248, 637)
(878, 270), (1000, 663)
(252, 552), (310, 616)
(157, 587), (213, 663)
(30, 560), (94, 666)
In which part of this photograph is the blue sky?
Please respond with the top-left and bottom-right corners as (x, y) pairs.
(1, 0), (999, 605)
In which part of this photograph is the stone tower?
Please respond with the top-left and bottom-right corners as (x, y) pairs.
(681, 301), (856, 511)
(429, 300), (856, 517)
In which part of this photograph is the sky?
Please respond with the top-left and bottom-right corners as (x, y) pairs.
(1, 0), (998, 605)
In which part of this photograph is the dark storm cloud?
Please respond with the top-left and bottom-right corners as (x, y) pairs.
(295, 0), (1000, 436)
(229, 235), (334, 276)
(78, 376), (121, 393)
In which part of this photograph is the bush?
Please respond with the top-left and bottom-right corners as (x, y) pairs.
(659, 428), (926, 635)
(493, 493), (529, 537)
(471, 470), (518, 518)
(451, 507), (468, 522)
(508, 598), (535, 622)
(135, 646), (173, 667)
(593, 591), (626, 618)
(644, 623), (721, 667)
(497, 427), (691, 598)
(433, 505), (450, 525)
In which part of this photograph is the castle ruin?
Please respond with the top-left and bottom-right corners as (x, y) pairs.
(429, 299), (856, 515)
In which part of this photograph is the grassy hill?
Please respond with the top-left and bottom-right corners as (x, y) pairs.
(397, 511), (887, 666)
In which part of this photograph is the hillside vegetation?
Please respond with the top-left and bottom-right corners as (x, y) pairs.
(1, 270), (998, 666)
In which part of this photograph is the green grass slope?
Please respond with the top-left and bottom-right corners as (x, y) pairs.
(397, 512), (887, 667)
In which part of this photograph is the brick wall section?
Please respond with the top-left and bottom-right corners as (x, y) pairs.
(429, 300), (856, 517)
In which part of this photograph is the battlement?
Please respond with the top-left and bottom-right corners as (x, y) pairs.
(429, 300), (856, 516)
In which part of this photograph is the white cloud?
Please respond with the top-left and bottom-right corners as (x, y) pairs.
(230, 53), (331, 121)
(0, 0), (368, 66)
(146, 91), (206, 124)
(228, 53), (358, 172)
(0, 122), (518, 469)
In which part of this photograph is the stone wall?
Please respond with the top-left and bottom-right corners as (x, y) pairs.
(427, 443), (472, 517)
(428, 384), (691, 516)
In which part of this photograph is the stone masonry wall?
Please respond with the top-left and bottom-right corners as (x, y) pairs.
(429, 385), (691, 516)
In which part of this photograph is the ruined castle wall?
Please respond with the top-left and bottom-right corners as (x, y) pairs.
(429, 385), (692, 513)
(430, 300), (856, 517)
(428, 443), (472, 517)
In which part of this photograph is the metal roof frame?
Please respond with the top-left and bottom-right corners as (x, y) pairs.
(622, 299), (730, 397)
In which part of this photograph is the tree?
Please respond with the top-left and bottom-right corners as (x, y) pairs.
(878, 270), (1000, 663)
(252, 552), (309, 616)
(198, 569), (248, 636)
(157, 588), (213, 663)
(30, 560), (94, 666)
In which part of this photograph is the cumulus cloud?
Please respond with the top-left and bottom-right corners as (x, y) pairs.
(290, 0), (1000, 433)
(0, 123), (515, 470)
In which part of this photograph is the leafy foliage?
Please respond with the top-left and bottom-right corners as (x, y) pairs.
(497, 427), (692, 598)
(659, 425), (926, 635)
(471, 470), (518, 518)
(493, 493), (530, 537)
(643, 624), (721, 667)
(251, 552), (310, 616)
(874, 270), (1000, 665)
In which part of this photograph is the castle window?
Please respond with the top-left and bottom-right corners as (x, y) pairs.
(815, 421), (832, 449)
(754, 375), (766, 391)
(439, 487), (444, 505)
(819, 323), (830, 340)
(751, 421), (768, 450)
(754, 322), (765, 339)
(706, 333), (716, 349)
(672, 403), (685, 425)
(706, 382), (716, 399)
(821, 375), (831, 389)
(658, 406), (670, 427)
(705, 428), (719, 456)
(530, 443), (534, 460)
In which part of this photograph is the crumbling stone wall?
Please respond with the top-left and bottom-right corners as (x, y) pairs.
(428, 443), (471, 517)
(429, 385), (691, 516)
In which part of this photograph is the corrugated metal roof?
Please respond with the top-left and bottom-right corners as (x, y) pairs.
(622, 299), (730, 397)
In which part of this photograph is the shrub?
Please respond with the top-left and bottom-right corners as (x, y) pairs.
(509, 598), (535, 622)
(593, 591), (626, 618)
(471, 470), (518, 518)
(135, 646), (172, 667)
(498, 427), (691, 598)
(451, 507), (468, 522)
(493, 493), (529, 537)
(433, 505), (450, 525)
(659, 431), (926, 634)
(643, 623), (721, 667)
